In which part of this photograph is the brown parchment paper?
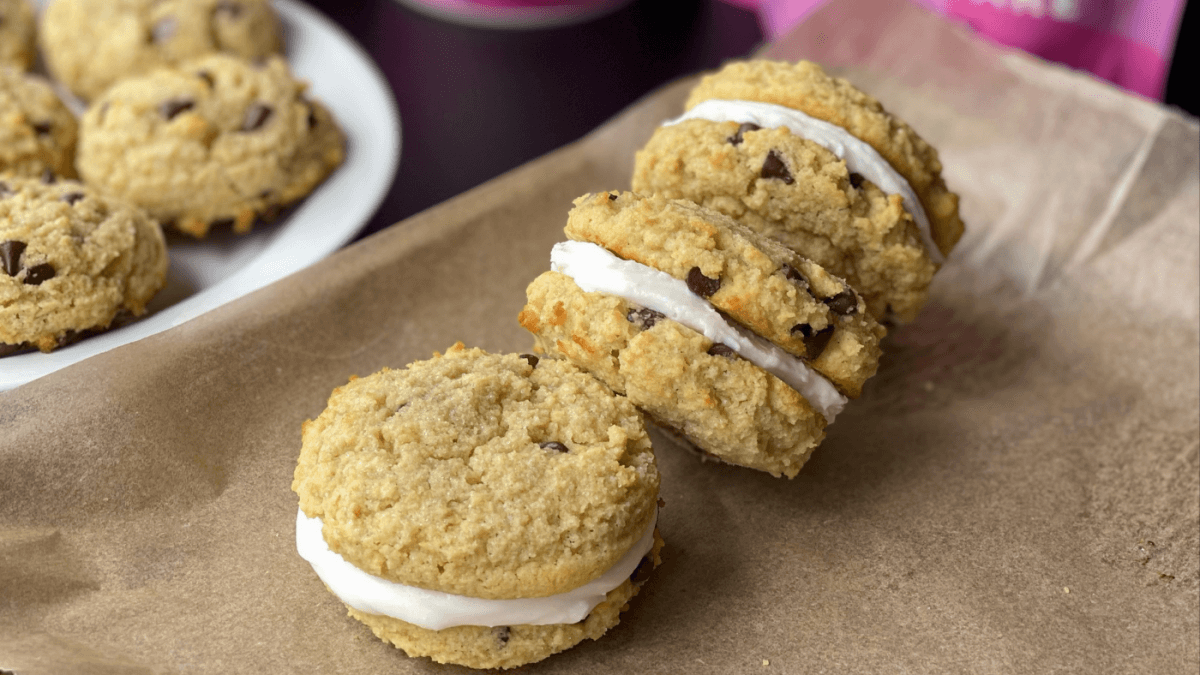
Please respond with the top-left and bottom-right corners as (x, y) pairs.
(2, 0), (1197, 672)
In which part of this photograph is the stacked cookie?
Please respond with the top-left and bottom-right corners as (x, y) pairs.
(634, 59), (964, 324)
(1, 0), (345, 354)
(521, 59), (963, 477)
(520, 191), (884, 478)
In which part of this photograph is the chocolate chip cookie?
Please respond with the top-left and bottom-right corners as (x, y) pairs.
(76, 53), (345, 237)
(634, 59), (965, 324)
(0, 174), (168, 354)
(292, 343), (663, 669)
(521, 270), (828, 478)
(39, 0), (282, 100)
(634, 116), (935, 323)
(684, 59), (964, 257)
(0, 0), (36, 71)
(518, 192), (885, 478)
(562, 191), (883, 397)
(0, 68), (79, 180)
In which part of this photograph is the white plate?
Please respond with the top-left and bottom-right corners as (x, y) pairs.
(1, 0), (402, 391)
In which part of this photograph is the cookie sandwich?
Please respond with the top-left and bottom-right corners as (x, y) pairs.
(1, 174), (168, 354)
(40, 0), (282, 100)
(77, 53), (345, 237)
(292, 344), (663, 670)
(633, 59), (964, 323)
(1, 67), (79, 179)
(519, 191), (885, 478)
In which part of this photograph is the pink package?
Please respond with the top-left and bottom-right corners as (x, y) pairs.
(724, 0), (1187, 99)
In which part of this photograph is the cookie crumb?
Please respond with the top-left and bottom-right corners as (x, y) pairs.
(762, 659), (770, 666)
(1063, 587), (1070, 594)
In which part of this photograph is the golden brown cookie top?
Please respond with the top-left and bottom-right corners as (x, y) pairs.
(292, 344), (659, 600)
(0, 0), (36, 71)
(40, 0), (282, 100)
(0, 68), (79, 180)
(0, 174), (167, 352)
(633, 118), (937, 323)
(77, 53), (345, 237)
(685, 59), (964, 258)
(521, 271), (827, 478)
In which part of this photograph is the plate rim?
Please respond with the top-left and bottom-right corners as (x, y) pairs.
(1, 0), (402, 391)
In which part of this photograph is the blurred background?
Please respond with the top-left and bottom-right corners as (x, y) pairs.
(305, 0), (1195, 240)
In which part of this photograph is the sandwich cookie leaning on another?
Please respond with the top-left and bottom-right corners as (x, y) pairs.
(633, 59), (966, 324)
(292, 343), (663, 670)
(519, 191), (885, 478)
(39, 0), (282, 101)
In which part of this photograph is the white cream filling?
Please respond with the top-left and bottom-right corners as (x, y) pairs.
(551, 240), (847, 422)
(295, 507), (658, 631)
(666, 99), (943, 265)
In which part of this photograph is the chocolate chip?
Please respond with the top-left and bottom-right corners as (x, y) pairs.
(494, 626), (510, 647)
(214, 1), (243, 18)
(241, 103), (272, 131)
(781, 263), (808, 287)
(210, 217), (234, 230)
(823, 290), (857, 316)
(630, 556), (653, 586)
(540, 441), (569, 453)
(1, 240), (26, 276)
(727, 121), (760, 146)
(0, 182), (11, 198)
(793, 324), (834, 360)
(41, 168), (56, 184)
(24, 262), (55, 285)
(258, 202), (281, 222)
(849, 172), (864, 189)
(626, 306), (665, 330)
(686, 267), (720, 298)
(707, 343), (736, 359)
(159, 98), (194, 120)
(197, 70), (215, 88)
(32, 121), (52, 135)
(761, 150), (794, 184)
(151, 16), (177, 42)
(520, 353), (539, 368)
(60, 192), (85, 206)
(608, 192), (618, 201)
